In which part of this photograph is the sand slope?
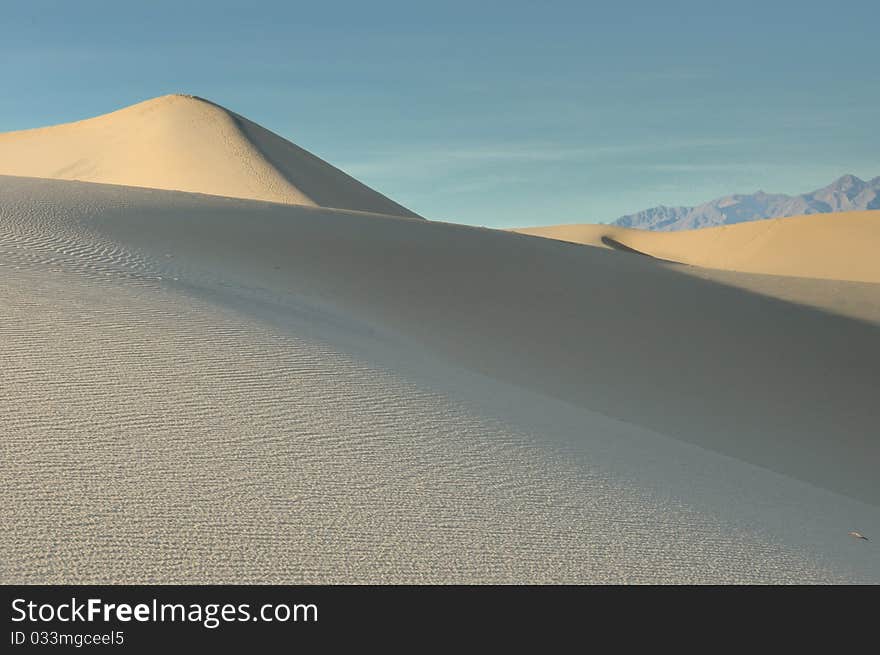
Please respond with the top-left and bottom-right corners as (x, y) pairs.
(0, 94), (419, 217)
(514, 210), (880, 283)
(1, 175), (878, 583)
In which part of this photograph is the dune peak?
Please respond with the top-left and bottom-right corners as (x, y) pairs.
(0, 94), (420, 217)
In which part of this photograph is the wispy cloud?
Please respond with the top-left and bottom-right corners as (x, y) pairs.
(341, 144), (592, 178)
(628, 69), (714, 82)
(625, 162), (777, 173)
(432, 174), (532, 196)
(339, 138), (748, 180)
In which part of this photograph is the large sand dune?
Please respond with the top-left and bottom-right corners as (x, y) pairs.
(0, 94), (419, 217)
(514, 211), (880, 283)
(1, 175), (878, 584)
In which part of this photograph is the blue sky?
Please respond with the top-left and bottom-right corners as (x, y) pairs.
(1, 0), (877, 227)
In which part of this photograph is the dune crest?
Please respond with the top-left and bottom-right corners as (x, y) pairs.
(0, 94), (419, 217)
(514, 210), (880, 283)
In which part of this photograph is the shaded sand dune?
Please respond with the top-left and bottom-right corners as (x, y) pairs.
(0, 94), (418, 217)
(514, 211), (880, 283)
(1, 175), (878, 583)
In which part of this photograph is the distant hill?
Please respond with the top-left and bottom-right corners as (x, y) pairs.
(612, 174), (880, 231)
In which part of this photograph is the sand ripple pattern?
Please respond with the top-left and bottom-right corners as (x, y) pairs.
(0, 194), (160, 282)
(1, 181), (876, 583)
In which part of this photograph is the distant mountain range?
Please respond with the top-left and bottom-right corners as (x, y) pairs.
(612, 174), (880, 231)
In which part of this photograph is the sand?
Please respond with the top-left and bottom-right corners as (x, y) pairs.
(1, 174), (878, 584)
(513, 211), (880, 284)
(0, 94), (419, 217)
(0, 96), (878, 583)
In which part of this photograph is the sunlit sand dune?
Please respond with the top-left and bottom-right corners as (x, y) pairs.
(0, 94), (418, 217)
(514, 211), (880, 283)
(1, 174), (878, 584)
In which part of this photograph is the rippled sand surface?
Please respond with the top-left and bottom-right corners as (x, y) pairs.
(1, 176), (878, 583)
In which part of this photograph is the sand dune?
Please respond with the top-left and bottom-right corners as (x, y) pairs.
(1, 175), (878, 583)
(0, 94), (419, 217)
(514, 210), (880, 283)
